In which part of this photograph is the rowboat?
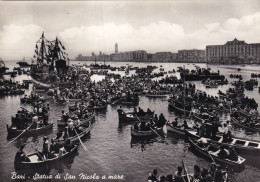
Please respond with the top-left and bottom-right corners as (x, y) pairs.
(6, 123), (53, 136)
(87, 105), (107, 111)
(118, 111), (154, 122)
(230, 116), (260, 132)
(146, 94), (167, 98)
(166, 122), (185, 135)
(31, 77), (52, 88)
(131, 125), (165, 138)
(185, 129), (260, 155)
(54, 124), (91, 143)
(188, 137), (246, 167)
(67, 98), (83, 102)
(57, 113), (95, 127)
(168, 102), (191, 116)
(14, 145), (78, 169)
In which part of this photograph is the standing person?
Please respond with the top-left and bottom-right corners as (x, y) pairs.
(222, 123), (229, 143)
(42, 136), (49, 160)
(192, 165), (201, 182)
(227, 121), (232, 142)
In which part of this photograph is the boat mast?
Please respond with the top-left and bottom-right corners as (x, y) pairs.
(183, 65), (186, 116)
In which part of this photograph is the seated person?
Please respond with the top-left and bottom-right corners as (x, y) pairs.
(228, 147), (238, 161)
(64, 139), (75, 152)
(217, 145), (229, 159)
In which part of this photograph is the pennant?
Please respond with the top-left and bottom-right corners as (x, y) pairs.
(62, 46), (66, 50)
(36, 44), (38, 49)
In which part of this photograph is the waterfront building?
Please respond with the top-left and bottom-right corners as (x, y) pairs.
(206, 38), (260, 64)
(152, 52), (172, 62)
(177, 49), (206, 62)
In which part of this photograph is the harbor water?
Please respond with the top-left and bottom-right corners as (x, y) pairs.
(1, 61), (260, 182)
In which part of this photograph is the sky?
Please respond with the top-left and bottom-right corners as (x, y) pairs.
(1, 0), (260, 60)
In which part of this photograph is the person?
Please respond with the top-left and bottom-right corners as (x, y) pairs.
(226, 121), (232, 142)
(209, 163), (216, 180)
(49, 139), (59, 158)
(172, 118), (178, 127)
(174, 166), (184, 182)
(42, 136), (49, 159)
(148, 169), (157, 182)
(214, 165), (223, 182)
(222, 123), (228, 143)
(181, 120), (189, 129)
(15, 145), (30, 162)
(192, 165), (201, 181)
(217, 145), (228, 159)
(228, 147), (238, 161)
(64, 139), (75, 152)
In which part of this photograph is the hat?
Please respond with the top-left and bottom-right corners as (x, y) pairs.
(43, 136), (48, 140)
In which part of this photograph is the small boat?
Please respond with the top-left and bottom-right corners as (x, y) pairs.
(166, 122), (185, 135)
(14, 145), (78, 169)
(87, 105), (107, 111)
(31, 77), (52, 89)
(57, 113), (95, 127)
(230, 116), (260, 132)
(54, 124), (91, 143)
(188, 137), (246, 167)
(6, 123), (53, 136)
(67, 98), (83, 102)
(185, 129), (260, 155)
(146, 94), (167, 98)
(131, 125), (165, 138)
(118, 111), (154, 122)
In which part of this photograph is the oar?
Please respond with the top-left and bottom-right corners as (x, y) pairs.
(73, 128), (88, 151)
(9, 123), (34, 143)
(182, 159), (191, 182)
(202, 143), (216, 163)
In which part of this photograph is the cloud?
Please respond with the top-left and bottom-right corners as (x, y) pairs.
(1, 12), (260, 60)
(0, 24), (43, 60)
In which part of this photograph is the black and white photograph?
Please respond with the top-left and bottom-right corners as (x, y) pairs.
(1, 0), (260, 181)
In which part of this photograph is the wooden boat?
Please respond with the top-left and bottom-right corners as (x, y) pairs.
(54, 124), (91, 143)
(230, 116), (260, 132)
(146, 94), (167, 98)
(31, 77), (51, 88)
(14, 145), (78, 169)
(166, 122), (185, 135)
(6, 123), (53, 136)
(168, 101), (191, 116)
(188, 137), (246, 167)
(131, 125), (165, 138)
(87, 105), (107, 111)
(238, 109), (258, 118)
(185, 129), (260, 155)
(118, 111), (154, 122)
(120, 100), (139, 105)
(57, 113), (95, 127)
(67, 98), (82, 102)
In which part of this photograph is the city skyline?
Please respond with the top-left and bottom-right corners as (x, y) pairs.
(1, 0), (260, 60)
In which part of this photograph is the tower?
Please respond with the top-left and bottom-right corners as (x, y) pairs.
(115, 43), (118, 54)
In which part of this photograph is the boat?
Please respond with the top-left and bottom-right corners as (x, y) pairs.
(166, 122), (186, 135)
(6, 123), (53, 136)
(57, 113), (95, 127)
(87, 105), (107, 111)
(54, 124), (91, 143)
(188, 137), (246, 167)
(146, 94), (167, 98)
(117, 111), (154, 122)
(14, 145), (78, 169)
(185, 129), (260, 155)
(131, 125), (165, 138)
(168, 101), (191, 116)
(230, 116), (260, 132)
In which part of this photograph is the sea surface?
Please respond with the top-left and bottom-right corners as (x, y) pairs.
(1, 61), (260, 182)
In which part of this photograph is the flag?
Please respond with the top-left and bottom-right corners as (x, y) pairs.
(62, 46), (66, 50)
(36, 44), (38, 49)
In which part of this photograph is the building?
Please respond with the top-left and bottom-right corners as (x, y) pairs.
(112, 50), (148, 62)
(115, 43), (118, 54)
(206, 38), (260, 64)
(177, 49), (206, 62)
(152, 52), (172, 62)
